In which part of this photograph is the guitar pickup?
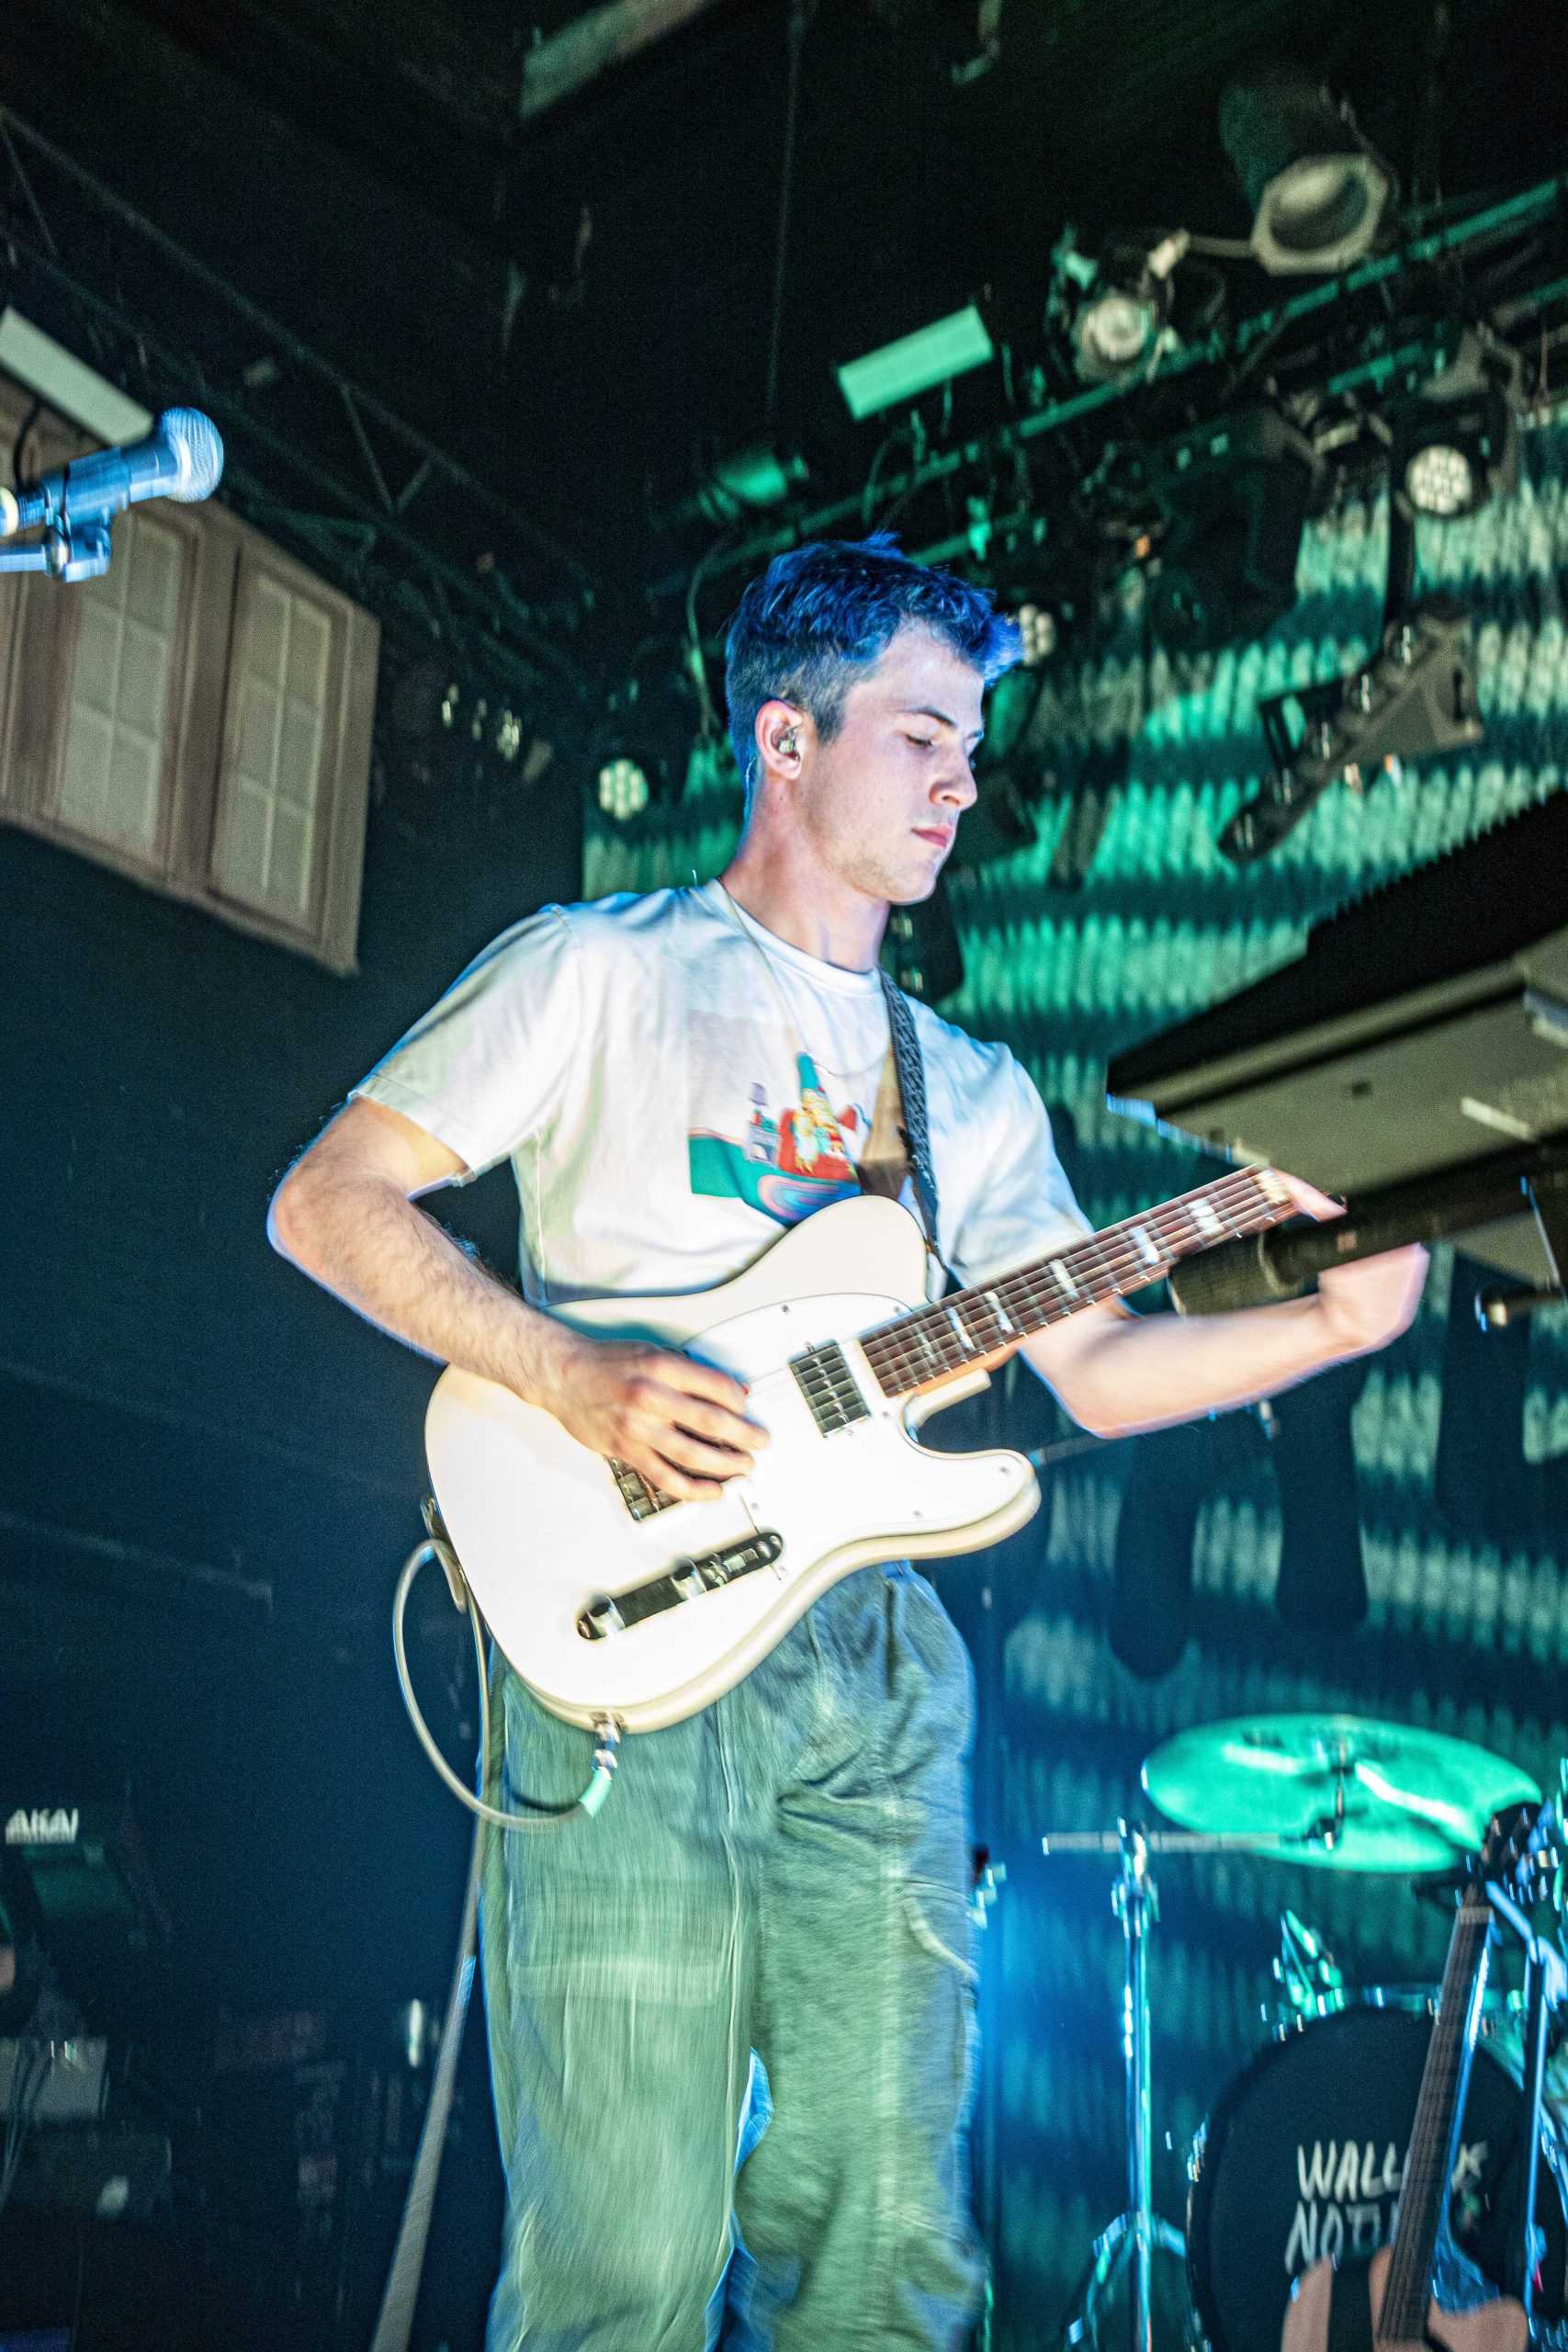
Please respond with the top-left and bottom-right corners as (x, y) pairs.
(576, 1532), (784, 1640)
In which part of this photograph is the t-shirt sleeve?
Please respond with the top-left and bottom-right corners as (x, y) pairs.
(349, 907), (581, 1181)
(945, 1046), (1090, 1287)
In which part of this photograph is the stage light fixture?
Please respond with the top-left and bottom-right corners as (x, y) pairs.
(1221, 599), (1483, 862)
(1058, 234), (1186, 385)
(655, 441), (808, 532)
(1393, 337), (1522, 522)
(1077, 288), (1159, 381)
(1013, 603), (1057, 667)
(597, 755), (650, 821)
(836, 305), (994, 421)
(1218, 62), (1393, 275)
(436, 683), (529, 763)
(1405, 443), (1474, 517)
(593, 658), (705, 820)
(0, 306), (153, 447)
(1143, 405), (1318, 655)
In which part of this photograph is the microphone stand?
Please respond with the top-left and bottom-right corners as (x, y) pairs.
(1043, 1821), (1345, 2352)
(1169, 1136), (1568, 1318)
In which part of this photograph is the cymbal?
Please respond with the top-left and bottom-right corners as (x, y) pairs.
(1141, 1713), (1540, 1873)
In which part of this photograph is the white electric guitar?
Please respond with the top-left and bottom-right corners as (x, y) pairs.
(425, 1167), (1294, 1731)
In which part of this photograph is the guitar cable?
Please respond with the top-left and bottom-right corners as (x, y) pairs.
(391, 1510), (621, 1832)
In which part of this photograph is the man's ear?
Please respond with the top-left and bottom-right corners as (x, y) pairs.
(753, 700), (807, 784)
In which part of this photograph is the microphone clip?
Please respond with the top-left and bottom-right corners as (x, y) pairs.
(0, 517), (112, 582)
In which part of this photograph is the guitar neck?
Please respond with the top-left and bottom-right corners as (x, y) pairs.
(860, 1165), (1294, 1401)
(1377, 1901), (1495, 2345)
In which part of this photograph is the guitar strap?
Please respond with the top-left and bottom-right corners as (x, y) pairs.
(869, 970), (950, 1285)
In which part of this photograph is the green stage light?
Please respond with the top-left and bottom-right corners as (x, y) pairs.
(836, 305), (993, 421)
(655, 442), (807, 533)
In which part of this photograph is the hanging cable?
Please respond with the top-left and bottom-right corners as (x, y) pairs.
(763, 0), (811, 435)
(392, 1532), (619, 1832)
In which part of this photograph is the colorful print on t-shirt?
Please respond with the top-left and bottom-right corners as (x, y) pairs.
(689, 1050), (869, 1225)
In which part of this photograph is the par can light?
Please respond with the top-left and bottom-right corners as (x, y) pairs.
(1219, 62), (1393, 275)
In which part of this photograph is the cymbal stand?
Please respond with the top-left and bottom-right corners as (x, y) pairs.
(1046, 1822), (1175, 2352)
(1044, 1822), (1317, 2352)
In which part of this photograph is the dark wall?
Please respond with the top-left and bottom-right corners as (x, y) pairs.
(2, 754), (581, 2018)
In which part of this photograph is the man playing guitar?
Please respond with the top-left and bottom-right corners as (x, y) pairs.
(269, 534), (1426, 2352)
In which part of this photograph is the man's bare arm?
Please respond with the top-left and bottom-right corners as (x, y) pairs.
(1022, 1242), (1427, 1438)
(267, 1097), (765, 1499)
(270, 1095), (557, 1386)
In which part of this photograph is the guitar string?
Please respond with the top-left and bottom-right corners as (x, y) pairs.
(1382, 1911), (1491, 2324)
(660, 1170), (1284, 1444)
(868, 1193), (1274, 1367)
(696, 1175), (1280, 1413)
(861, 1173), (1286, 1389)
(866, 1169), (1272, 1345)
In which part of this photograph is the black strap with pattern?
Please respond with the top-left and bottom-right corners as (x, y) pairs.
(877, 968), (950, 1282)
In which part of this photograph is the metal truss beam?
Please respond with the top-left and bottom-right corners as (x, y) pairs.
(0, 102), (598, 700)
(651, 173), (1568, 604)
(521, 0), (728, 120)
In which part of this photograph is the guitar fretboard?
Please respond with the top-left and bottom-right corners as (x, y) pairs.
(1379, 1901), (1494, 2343)
(859, 1165), (1294, 1400)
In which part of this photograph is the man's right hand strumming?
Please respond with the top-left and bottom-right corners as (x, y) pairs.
(536, 1332), (768, 1504)
(269, 1095), (767, 1505)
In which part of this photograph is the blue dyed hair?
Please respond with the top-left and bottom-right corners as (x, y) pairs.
(724, 533), (1021, 800)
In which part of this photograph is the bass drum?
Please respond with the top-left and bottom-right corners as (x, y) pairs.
(1186, 2004), (1568, 2352)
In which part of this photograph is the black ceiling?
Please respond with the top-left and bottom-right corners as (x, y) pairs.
(2, 0), (1563, 673)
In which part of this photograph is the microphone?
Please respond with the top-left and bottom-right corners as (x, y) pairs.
(0, 408), (224, 541)
(1168, 1217), (1348, 1315)
(1168, 1149), (1551, 1317)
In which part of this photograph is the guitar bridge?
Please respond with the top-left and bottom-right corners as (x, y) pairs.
(608, 1459), (681, 1521)
(577, 1532), (784, 1640)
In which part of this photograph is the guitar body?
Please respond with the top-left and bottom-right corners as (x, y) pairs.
(425, 1193), (1039, 1732)
(1281, 2244), (1529, 2352)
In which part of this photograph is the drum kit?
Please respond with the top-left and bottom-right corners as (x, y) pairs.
(1040, 1713), (1567, 2352)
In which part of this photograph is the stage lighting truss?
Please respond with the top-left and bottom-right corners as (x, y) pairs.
(1220, 601), (1483, 863)
(1393, 335), (1523, 522)
(663, 173), (1568, 650)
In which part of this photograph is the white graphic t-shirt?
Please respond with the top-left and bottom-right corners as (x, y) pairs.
(352, 881), (1088, 1307)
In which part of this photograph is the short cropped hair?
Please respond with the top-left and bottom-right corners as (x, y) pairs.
(724, 533), (1021, 797)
